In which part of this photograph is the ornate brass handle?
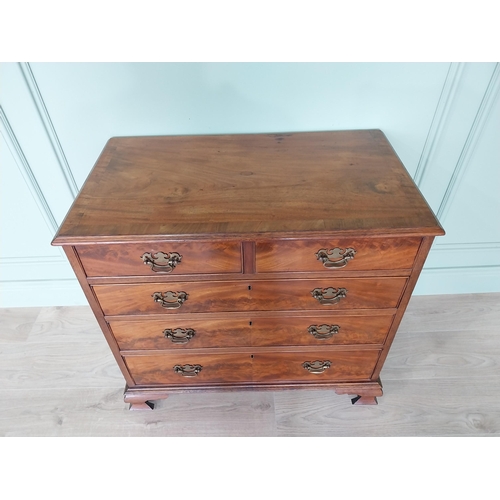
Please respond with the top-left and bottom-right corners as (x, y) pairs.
(302, 360), (332, 374)
(173, 364), (202, 377)
(141, 251), (182, 273)
(152, 291), (188, 309)
(311, 287), (347, 305)
(308, 324), (340, 339)
(315, 247), (356, 268)
(163, 328), (196, 344)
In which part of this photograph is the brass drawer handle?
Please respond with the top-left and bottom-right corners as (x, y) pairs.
(308, 324), (340, 339)
(315, 247), (356, 268)
(173, 364), (202, 377)
(141, 251), (182, 273)
(302, 360), (331, 374)
(152, 291), (188, 309)
(311, 287), (347, 305)
(164, 327), (196, 344)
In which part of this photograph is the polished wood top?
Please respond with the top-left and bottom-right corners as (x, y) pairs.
(52, 130), (444, 244)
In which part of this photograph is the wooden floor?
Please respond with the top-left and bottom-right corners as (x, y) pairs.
(1, 293), (499, 436)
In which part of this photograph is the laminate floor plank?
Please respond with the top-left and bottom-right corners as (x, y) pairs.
(274, 377), (500, 436)
(0, 307), (42, 343)
(26, 306), (102, 344)
(0, 342), (122, 389)
(0, 388), (276, 437)
(0, 292), (499, 436)
(381, 328), (500, 381)
(399, 293), (500, 333)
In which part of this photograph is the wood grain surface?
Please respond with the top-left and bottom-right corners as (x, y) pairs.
(255, 237), (421, 273)
(124, 349), (380, 385)
(252, 350), (380, 383)
(93, 277), (407, 315)
(124, 352), (254, 385)
(109, 313), (394, 350)
(77, 240), (242, 277)
(51, 130), (444, 243)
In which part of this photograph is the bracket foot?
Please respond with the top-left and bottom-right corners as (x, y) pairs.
(129, 400), (155, 411)
(351, 395), (378, 405)
(124, 386), (169, 411)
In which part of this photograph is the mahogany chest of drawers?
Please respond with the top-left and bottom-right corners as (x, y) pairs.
(52, 130), (444, 410)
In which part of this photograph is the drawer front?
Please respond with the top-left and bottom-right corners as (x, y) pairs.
(253, 349), (381, 383)
(94, 281), (252, 315)
(249, 315), (393, 347)
(124, 349), (380, 385)
(256, 237), (421, 273)
(94, 278), (406, 315)
(112, 317), (253, 350)
(110, 314), (394, 350)
(248, 278), (406, 311)
(125, 352), (253, 385)
(76, 241), (242, 277)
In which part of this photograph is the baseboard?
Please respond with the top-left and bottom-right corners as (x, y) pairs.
(0, 279), (87, 307)
(414, 266), (500, 295)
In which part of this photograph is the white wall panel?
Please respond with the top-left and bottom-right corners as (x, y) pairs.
(0, 63), (75, 223)
(437, 66), (500, 236)
(0, 117), (84, 306)
(414, 63), (500, 295)
(416, 63), (497, 213)
(0, 133), (59, 257)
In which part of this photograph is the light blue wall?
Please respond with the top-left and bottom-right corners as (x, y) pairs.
(1, 62), (499, 306)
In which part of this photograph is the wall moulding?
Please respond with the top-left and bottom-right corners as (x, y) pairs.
(425, 242), (500, 270)
(414, 62), (464, 187)
(19, 62), (79, 198)
(0, 106), (58, 233)
(415, 62), (498, 217)
(0, 279), (86, 308)
(437, 63), (500, 220)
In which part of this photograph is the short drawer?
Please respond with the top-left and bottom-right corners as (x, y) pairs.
(125, 352), (253, 385)
(110, 313), (394, 350)
(76, 241), (242, 277)
(256, 237), (421, 273)
(252, 349), (381, 383)
(93, 277), (407, 315)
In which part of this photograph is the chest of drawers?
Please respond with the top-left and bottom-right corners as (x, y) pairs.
(52, 130), (444, 410)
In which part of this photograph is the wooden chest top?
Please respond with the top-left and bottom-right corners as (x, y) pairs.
(52, 129), (444, 244)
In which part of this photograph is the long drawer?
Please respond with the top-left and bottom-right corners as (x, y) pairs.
(256, 237), (421, 273)
(77, 240), (242, 277)
(124, 349), (381, 386)
(93, 277), (407, 315)
(110, 313), (394, 349)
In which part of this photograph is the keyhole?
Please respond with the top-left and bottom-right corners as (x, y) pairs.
(249, 321), (252, 326)
(250, 354), (254, 359)
(248, 285), (252, 290)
